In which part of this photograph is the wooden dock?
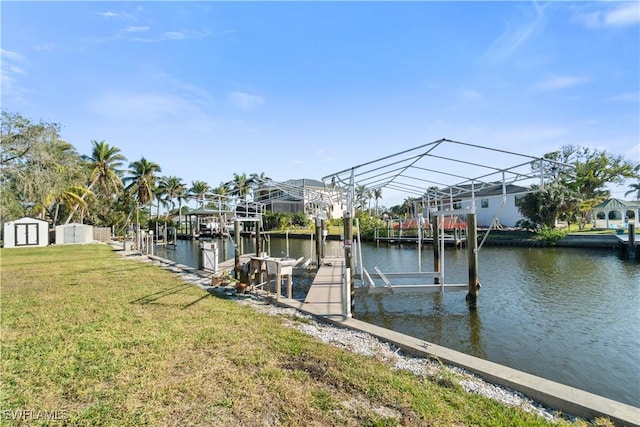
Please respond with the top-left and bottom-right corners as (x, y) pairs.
(303, 257), (346, 317)
(217, 253), (254, 273)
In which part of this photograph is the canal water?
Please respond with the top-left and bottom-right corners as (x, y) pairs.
(154, 237), (640, 408)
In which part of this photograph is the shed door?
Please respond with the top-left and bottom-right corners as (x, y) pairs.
(64, 225), (78, 244)
(15, 223), (39, 246)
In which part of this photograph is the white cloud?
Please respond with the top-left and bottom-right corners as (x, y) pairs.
(227, 92), (265, 111)
(86, 90), (204, 124)
(1, 49), (34, 106)
(577, 3), (640, 29)
(535, 75), (588, 91)
(122, 26), (150, 34)
(605, 3), (640, 26)
(97, 11), (136, 20)
(608, 92), (640, 103)
(163, 32), (186, 40)
(478, 2), (549, 65)
(97, 11), (119, 18)
(1, 48), (25, 62)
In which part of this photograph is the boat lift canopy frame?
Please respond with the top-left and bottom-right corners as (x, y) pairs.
(319, 138), (574, 294)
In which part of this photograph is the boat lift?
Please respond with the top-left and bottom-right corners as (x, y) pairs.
(321, 138), (574, 309)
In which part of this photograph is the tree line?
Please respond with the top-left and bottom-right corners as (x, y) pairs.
(0, 111), (272, 233)
(1, 110), (638, 235)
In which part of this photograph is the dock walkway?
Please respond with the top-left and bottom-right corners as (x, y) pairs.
(303, 257), (345, 317)
(217, 253), (253, 273)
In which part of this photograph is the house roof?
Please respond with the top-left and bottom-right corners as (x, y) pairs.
(592, 198), (640, 209)
(7, 216), (48, 224)
(438, 182), (529, 200)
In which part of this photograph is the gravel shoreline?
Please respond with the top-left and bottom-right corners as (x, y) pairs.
(128, 252), (581, 424)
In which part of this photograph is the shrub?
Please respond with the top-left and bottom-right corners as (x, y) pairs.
(534, 225), (568, 244)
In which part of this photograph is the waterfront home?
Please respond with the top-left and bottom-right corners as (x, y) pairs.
(438, 183), (528, 228)
(254, 178), (344, 220)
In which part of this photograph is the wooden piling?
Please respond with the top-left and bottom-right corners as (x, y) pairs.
(315, 217), (323, 269)
(343, 211), (355, 310)
(432, 215), (440, 284)
(629, 223), (636, 259)
(234, 220), (241, 280)
(467, 213), (480, 309)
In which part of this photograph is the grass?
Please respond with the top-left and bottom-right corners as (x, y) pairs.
(1, 244), (588, 426)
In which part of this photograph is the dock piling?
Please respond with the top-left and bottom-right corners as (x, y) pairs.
(466, 213), (480, 309)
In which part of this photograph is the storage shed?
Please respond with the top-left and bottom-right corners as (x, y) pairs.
(55, 223), (94, 245)
(3, 217), (50, 248)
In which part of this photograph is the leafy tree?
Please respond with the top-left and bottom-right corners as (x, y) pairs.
(1, 111), (46, 165)
(518, 183), (581, 229)
(1, 112), (84, 223)
(544, 145), (638, 198)
(538, 145), (639, 227)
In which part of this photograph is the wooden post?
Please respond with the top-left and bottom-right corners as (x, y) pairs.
(432, 215), (440, 284)
(629, 223), (636, 260)
(276, 266), (282, 300)
(466, 213), (480, 309)
(234, 219), (241, 280)
(343, 211), (355, 311)
(255, 220), (261, 256)
(315, 217), (323, 268)
(321, 219), (326, 259)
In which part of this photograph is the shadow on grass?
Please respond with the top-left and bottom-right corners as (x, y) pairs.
(129, 283), (194, 305)
(129, 282), (235, 309)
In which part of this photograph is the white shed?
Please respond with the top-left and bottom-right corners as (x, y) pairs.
(3, 217), (50, 248)
(55, 223), (94, 245)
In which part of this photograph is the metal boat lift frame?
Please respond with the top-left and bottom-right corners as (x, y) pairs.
(320, 138), (573, 304)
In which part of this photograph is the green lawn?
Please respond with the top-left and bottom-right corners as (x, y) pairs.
(1, 244), (590, 426)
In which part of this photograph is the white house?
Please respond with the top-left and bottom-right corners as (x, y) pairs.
(255, 178), (344, 220)
(449, 183), (529, 228)
(3, 217), (49, 248)
(55, 223), (94, 244)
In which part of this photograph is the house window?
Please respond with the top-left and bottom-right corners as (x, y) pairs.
(480, 198), (489, 208)
(626, 210), (636, 220)
(514, 195), (524, 207)
(452, 202), (461, 209)
(596, 211), (606, 220)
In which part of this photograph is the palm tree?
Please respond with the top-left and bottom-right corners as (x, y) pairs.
(249, 171), (271, 200)
(625, 182), (640, 201)
(65, 140), (125, 224)
(159, 176), (186, 220)
(124, 157), (162, 240)
(189, 180), (210, 209)
(232, 172), (250, 201)
(374, 187), (382, 216)
(355, 185), (367, 211)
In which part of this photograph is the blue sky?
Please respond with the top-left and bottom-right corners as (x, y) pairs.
(2, 1), (639, 206)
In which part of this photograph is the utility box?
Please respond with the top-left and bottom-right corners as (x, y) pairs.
(199, 242), (218, 272)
